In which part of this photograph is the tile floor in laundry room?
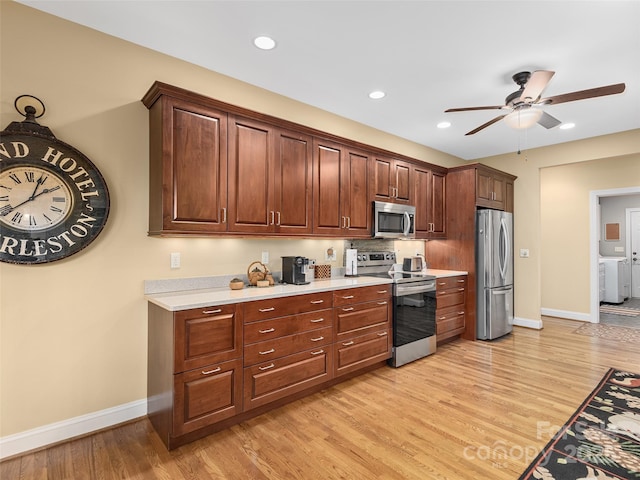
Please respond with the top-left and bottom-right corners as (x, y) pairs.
(599, 296), (640, 328)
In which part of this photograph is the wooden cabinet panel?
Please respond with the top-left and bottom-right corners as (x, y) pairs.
(312, 139), (370, 237)
(476, 166), (507, 210)
(173, 358), (242, 436)
(228, 116), (274, 232)
(243, 309), (332, 344)
(435, 275), (467, 343)
(436, 310), (465, 337)
(415, 166), (446, 239)
(334, 301), (390, 339)
(334, 328), (391, 377)
(148, 96), (228, 234)
(174, 304), (241, 373)
(243, 346), (333, 410)
(244, 327), (332, 366)
(371, 156), (412, 204)
(333, 285), (391, 307)
(244, 292), (333, 323)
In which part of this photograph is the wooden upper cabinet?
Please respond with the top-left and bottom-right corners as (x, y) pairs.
(228, 118), (313, 234)
(313, 139), (370, 237)
(414, 165), (446, 239)
(371, 156), (413, 205)
(476, 166), (507, 210)
(147, 96), (228, 234)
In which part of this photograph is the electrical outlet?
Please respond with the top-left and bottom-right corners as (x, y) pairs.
(170, 252), (181, 269)
(519, 249), (529, 258)
(261, 251), (269, 264)
(325, 247), (336, 261)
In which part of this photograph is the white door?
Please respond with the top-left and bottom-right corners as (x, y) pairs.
(630, 209), (640, 298)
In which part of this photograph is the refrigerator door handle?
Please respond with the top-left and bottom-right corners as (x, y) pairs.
(491, 287), (513, 295)
(499, 217), (510, 281)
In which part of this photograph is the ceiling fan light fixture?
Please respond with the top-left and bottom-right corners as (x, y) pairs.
(503, 107), (543, 130)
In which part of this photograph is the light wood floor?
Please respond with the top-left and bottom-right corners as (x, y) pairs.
(3, 316), (640, 480)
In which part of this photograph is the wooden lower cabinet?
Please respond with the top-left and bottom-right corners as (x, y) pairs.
(148, 284), (392, 449)
(435, 275), (467, 343)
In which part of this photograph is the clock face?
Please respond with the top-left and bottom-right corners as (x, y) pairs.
(0, 131), (110, 265)
(0, 166), (74, 232)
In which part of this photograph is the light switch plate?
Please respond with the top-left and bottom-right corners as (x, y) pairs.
(519, 249), (530, 258)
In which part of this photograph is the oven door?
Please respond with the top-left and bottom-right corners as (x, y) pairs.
(390, 282), (437, 367)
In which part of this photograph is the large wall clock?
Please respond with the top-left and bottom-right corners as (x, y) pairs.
(0, 96), (110, 264)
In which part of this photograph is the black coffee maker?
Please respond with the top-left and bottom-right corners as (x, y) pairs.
(281, 256), (310, 285)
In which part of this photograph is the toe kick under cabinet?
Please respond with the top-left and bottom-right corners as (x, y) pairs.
(147, 284), (392, 449)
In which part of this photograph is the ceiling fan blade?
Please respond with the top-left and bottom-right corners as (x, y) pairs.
(445, 105), (504, 113)
(537, 111), (562, 129)
(520, 70), (555, 103)
(539, 83), (626, 106)
(465, 114), (507, 136)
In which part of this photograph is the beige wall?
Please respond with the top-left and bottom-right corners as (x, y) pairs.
(2, 2), (639, 444)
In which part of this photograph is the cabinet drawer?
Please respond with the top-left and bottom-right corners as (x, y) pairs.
(334, 300), (390, 339)
(333, 285), (391, 307)
(436, 308), (466, 336)
(435, 276), (466, 290)
(173, 358), (242, 436)
(244, 327), (332, 366)
(436, 288), (465, 309)
(244, 309), (332, 344)
(334, 329), (391, 377)
(244, 346), (333, 410)
(244, 291), (333, 323)
(174, 304), (241, 373)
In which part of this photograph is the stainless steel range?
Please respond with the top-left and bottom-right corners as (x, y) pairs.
(356, 251), (437, 367)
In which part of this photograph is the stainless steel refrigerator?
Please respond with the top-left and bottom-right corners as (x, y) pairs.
(476, 209), (514, 340)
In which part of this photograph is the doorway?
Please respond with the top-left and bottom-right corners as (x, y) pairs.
(590, 187), (640, 324)
(627, 208), (640, 299)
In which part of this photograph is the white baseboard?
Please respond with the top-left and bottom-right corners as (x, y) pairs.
(513, 316), (544, 329)
(0, 399), (147, 460)
(540, 308), (593, 323)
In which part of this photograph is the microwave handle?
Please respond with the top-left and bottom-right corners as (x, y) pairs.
(403, 211), (411, 236)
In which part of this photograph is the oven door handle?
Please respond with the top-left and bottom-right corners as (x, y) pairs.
(395, 282), (436, 296)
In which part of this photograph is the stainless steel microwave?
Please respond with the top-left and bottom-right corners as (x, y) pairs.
(372, 201), (416, 239)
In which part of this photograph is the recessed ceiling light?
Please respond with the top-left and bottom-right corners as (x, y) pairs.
(254, 36), (276, 50)
(559, 122), (575, 130)
(369, 91), (385, 100)
(437, 121), (451, 129)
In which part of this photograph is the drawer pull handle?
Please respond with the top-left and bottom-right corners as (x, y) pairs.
(377, 301), (388, 305)
(342, 341), (355, 346)
(259, 348), (275, 355)
(458, 288), (465, 291)
(377, 290), (388, 294)
(342, 295), (355, 299)
(259, 307), (275, 313)
(310, 300), (324, 304)
(259, 363), (275, 371)
(310, 349), (324, 356)
(310, 318), (324, 323)
(377, 332), (388, 337)
(202, 309), (222, 314)
(439, 316), (447, 320)
(342, 307), (355, 312)
(457, 279), (465, 283)
(438, 282), (446, 285)
(458, 311), (465, 315)
(202, 367), (221, 375)
(259, 328), (275, 334)
(310, 336), (324, 342)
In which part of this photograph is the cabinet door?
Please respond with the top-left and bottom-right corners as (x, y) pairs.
(274, 129), (313, 235)
(476, 168), (505, 210)
(414, 166), (431, 238)
(228, 116), (275, 233)
(393, 159), (413, 204)
(343, 149), (370, 236)
(150, 97), (228, 234)
(173, 358), (242, 436)
(371, 156), (393, 202)
(174, 304), (242, 373)
(313, 140), (344, 236)
(429, 170), (446, 237)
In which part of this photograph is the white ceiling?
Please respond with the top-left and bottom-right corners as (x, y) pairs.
(17, 0), (640, 160)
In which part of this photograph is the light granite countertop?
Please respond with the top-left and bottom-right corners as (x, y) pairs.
(145, 269), (468, 312)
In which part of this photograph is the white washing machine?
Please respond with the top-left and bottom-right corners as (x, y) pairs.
(600, 256), (629, 303)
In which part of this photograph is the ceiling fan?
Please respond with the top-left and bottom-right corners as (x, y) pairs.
(445, 70), (626, 135)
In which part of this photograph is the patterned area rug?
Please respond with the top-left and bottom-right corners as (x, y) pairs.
(600, 305), (640, 317)
(574, 323), (640, 342)
(518, 368), (640, 479)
